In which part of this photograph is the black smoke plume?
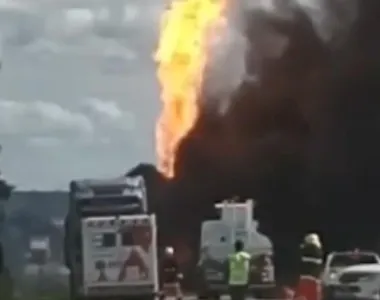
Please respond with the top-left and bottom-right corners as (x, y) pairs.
(138, 0), (380, 283)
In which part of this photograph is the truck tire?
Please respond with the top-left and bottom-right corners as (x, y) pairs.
(195, 270), (219, 300)
(210, 292), (221, 300)
(252, 287), (274, 299)
(197, 291), (220, 300)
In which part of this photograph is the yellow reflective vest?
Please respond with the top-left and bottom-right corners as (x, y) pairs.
(228, 251), (251, 285)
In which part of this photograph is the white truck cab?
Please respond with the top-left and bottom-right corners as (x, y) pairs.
(65, 175), (158, 300)
(28, 236), (51, 264)
(197, 199), (275, 299)
(24, 236), (51, 276)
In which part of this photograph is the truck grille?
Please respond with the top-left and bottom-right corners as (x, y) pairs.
(333, 285), (361, 293)
(340, 272), (376, 284)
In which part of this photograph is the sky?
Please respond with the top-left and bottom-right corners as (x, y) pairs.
(0, 0), (165, 190)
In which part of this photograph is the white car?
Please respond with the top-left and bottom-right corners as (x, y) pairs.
(327, 264), (380, 300)
(323, 250), (380, 286)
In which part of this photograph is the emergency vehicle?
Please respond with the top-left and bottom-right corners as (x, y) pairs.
(64, 175), (159, 300)
(196, 199), (275, 299)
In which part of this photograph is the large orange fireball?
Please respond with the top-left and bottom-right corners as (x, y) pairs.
(155, 0), (228, 178)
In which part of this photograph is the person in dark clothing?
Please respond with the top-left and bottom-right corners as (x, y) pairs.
(161, 246), (182, 300)
(300, 233), (323, 277)
(296, 233), (323, 300)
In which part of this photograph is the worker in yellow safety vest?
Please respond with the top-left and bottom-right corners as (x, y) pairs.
(228, 240), (251, 300)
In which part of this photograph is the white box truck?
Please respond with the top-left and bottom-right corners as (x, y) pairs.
(64, 176), (159, 300)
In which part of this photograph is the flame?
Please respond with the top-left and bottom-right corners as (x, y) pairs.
(155, 0), (228, 178)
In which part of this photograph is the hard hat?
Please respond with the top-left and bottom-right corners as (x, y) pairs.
(165, 246), (174, 255)
(304, 233), (321, 246)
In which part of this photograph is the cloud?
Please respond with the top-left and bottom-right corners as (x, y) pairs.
(0, 0), (164, 54)
(0, 0), (158, 190)
(0, 97), (138, 150)
(81, 97), (135, 131)
(27, 136), (63, 147)
(82, 97), (122, 119)
(46, 8), (95, 40)
(0, 98), (94, 136)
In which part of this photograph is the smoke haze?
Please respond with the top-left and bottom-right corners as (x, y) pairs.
(201, 0), (358, 115)
(155, 0), (380, 281)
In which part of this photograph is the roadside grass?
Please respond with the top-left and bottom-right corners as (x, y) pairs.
(15, 292), (69, 300)
(13, 285), (69, 300)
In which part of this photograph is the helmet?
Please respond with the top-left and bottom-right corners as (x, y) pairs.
(165, 246), (174, 255)
(304, 233), (322, 248)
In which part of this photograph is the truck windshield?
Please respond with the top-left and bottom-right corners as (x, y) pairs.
(76, 196), (144, 216)
(330, 254), (378, 267)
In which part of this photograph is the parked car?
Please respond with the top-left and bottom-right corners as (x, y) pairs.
(326, 264), (380, 300)
(322, 250), (380, 287)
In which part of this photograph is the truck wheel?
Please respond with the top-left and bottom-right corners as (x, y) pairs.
(252, 289), (265, 299)
(197, 292), (220, 300)
(210, 293), (221, 300)
(253, 287), (275, 299)
(197, 292), (208, 300)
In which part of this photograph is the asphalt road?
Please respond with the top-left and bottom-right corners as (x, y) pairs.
(175, 295), (257, 300)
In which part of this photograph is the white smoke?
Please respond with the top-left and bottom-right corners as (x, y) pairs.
(202, 18), (248, 115)
(201, 0), (358, 115)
